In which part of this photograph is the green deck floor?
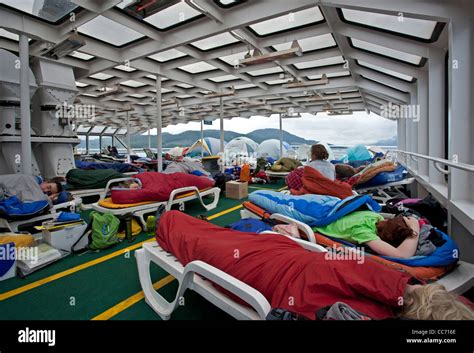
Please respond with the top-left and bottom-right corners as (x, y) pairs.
(0, 180), (286, 320)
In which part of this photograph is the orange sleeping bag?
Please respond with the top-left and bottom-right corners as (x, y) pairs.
(291, 166), (353, 199)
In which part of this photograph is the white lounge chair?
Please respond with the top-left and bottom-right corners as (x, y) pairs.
(135, 220), (326, 320)
(355, 177), (415, 204)
(265, 170), (290, 179)
(92, 177), (220, 231)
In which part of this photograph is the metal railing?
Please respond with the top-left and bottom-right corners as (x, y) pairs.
(394, 150), (474, 175)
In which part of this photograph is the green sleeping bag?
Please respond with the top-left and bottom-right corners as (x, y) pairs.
(66, 169), (124, 190)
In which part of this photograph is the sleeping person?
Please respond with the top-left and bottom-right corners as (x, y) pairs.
(156, 210), (474, 320)
(308, 144), (335, 180)
(314, 211), (420, 258)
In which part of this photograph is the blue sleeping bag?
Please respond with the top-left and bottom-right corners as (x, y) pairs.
(357, 165), (408, 189)
(0, 196), (49, 219)
(75, 160), (141, 173)
(248, 191), (381, 227)
(382, 229), (458, 267)
(323, 228), (458, 267)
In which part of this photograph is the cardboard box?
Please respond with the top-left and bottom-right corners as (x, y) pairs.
(42, 222), (88, 252)
(225, 181), (248, 200)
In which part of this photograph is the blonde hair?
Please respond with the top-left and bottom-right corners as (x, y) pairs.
(401, 283), (474, 320)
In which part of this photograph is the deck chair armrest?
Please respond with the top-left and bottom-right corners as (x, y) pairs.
(183, 260), (272, 320)
(168, 186), (200, 202)
(270, 213), (317, 243)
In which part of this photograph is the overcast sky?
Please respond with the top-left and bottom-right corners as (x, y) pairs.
(149, 111), (396, 145)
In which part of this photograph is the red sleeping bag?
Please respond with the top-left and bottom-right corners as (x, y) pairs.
(111, 172), (215, 204)
(156, 211), (411, 320)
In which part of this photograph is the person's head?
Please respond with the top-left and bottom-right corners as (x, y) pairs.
(401, 283), (474, 320)
(107, 145), (112, 150)
(311, 144), (329, 161)
(335, 164), (357, 179)
(40, 177), (64, 196)
(376, 216), (415, 247)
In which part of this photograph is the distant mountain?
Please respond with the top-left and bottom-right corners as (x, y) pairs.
(373, 136), (397, 146)
(79, 129), (317, 149)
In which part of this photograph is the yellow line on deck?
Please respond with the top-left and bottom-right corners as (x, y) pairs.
(0, 203), (243, 301)
(0, 240), (153, 301)
(91, 275), (175, 320)
(207, 204), (242, 220)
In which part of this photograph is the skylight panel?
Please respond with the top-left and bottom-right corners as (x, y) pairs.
(341, 9), (438, 40)
(176, 94), (193, 99)
(249, 7), (324, 36)
(235, 83), (256, 89)
(178, 62), (217, 74)
(357, 60), (413, 81)
(307, 71), (351, 80)
(78, 16), (145, 46)
(247, 66), (283, 76)
(272, 34), (336, 52)
(75, 81), (89, 88)
(149, 88), (172, 93)
(360, 74), (408, 92)
(266, 79), (292, 85)
(294, 56), (345, 70)
(69, 51), (95, 60)
(351, 38), (422, 65)
(209, 74), (239, 83)
(129, 93), (146, 98)
(176, 83), (194, 89)
(143, 2), (201, 30)
(89, 73), (114, 80)
(192, 32), (240, 50)
(115, 65), (136, 72)
(148, 49), (186, 62)
(121, 80), (146, 88)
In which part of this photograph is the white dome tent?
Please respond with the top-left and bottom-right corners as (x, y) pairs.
(224, 137), (258, 164)
(256, 139), (294, 161)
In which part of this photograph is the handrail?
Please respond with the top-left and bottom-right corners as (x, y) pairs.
(395, 150), (474, 173)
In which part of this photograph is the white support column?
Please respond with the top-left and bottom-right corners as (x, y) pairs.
(416, 72), (429, 177)
(428, 47), (447, 188)
(200, 119), (204, 158)
(126, 111), (131, 162)
(407, 90), (418, 172)
(219, 97), (224, 154)
(19, 34), (32, 175)
(156, 76), (163, 172)
(397, 119), (406, 152)
(279, 113), (283, 159)
(449, 17), (474, 203)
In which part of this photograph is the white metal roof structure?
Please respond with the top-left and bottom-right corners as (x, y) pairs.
(0, 0), (446, 133)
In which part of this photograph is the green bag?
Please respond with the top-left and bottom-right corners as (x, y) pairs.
(88, 211), (121, 250)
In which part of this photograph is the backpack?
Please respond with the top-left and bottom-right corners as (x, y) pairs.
(72, 211), (120, 252)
